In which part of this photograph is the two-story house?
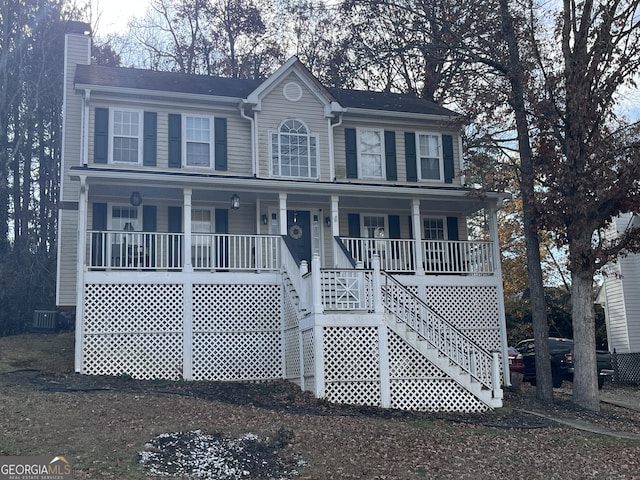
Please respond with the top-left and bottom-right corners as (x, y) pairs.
(57, 22), (510, 412)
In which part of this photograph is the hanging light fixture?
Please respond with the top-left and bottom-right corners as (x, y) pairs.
(129, 191), (142, 207)
(231, 193), (240, 210)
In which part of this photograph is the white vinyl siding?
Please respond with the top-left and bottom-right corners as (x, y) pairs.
(109, 109), (142, 164)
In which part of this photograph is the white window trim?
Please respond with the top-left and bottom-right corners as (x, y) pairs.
(182, 114), (215, 169)
(269, 119), (319, 180)
(422, 216), (448, 240)
(416, 132), (444, 182)
(357, 128), (386, 179)
(361, 214), (388, 238)
(108, 108), (143, 165)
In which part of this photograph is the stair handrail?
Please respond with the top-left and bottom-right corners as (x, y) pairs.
(380, 272), (495, 388)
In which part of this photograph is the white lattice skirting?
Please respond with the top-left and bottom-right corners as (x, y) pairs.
(82, 282), (283, 381)
(81, 281), (499, 412)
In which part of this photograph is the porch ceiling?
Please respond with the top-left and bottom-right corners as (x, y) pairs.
(74, 167), (508, 215)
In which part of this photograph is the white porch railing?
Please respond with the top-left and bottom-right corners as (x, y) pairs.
(341, 237), (415, 272)
(86, 231), (280, 271)
(192, 233), (280, 271)
(422, 240), (494, 274)
(87, 231), (184, 270)
(320, 269), (373, 311)
(341, 237), (494, 274)
(380, 272), (495, 389)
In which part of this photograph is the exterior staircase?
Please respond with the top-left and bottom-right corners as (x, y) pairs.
(381, 272), (503, 409)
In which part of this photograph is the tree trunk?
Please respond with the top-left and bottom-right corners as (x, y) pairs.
(498, 0), (553, 402)
(570, 261), (600, 411)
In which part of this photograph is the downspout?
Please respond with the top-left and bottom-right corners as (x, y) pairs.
(458, 133), (465, 186)
(328, 113), (343, 181)
(239, 101), (256, 176)
(82, 89), (91, 165)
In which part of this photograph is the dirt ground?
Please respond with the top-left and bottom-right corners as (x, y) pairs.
(1, 332), (640, 479)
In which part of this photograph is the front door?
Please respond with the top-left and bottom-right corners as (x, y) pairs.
(286, 210), (312, 266)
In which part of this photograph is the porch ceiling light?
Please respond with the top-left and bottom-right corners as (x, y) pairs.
(130, 191), (142, 207)
(231, 193), (240, 210)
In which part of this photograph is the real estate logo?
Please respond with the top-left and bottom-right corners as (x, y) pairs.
(0, 456), (72, 480)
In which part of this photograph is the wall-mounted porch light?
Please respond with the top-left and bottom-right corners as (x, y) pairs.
(324, 216), (331, 227)
(231, 193), (240, 210)
(129, 191), (142, 207)
(261, 214), (268, 225)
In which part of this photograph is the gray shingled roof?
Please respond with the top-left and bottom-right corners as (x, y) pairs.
(75, 64), (457, 116)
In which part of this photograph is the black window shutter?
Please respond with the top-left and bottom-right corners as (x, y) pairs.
(388, 215), (400, 238)
(384, 131), (397, 181)
(214, 117), (228, 171)
(168, 206), (182, 232)
(447, 216), (459, 241)
(345, 128), (358, 179)
(443, 134), (455, 183)
(215, 209), (229, 234)
(91, 203), (108, 267)
(167, 206), (182, 268)
(404, 132), (417, 182)
(143, 205), (157, 266)
(143, 205), (157, 232)
(94, 108), (109, 164)
(348, 213), (360, 237)
(168, 114), (182, 168)
(92, 203), (107, 229)
(143, 112), (157, 166)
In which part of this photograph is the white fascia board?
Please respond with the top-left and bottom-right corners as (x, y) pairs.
(343, 107), (462, 124)
(74, 83), (243, 107)
(69, 167), (507, 203)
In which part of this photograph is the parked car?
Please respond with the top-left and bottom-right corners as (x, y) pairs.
(516, 337), (614, 389)
(508, 346), (525, 374)
(508, 346), (525, 388)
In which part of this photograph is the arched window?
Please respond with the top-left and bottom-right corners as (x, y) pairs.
(271, 119), (318, 179)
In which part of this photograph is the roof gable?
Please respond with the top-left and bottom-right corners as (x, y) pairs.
(245, 56), (340, 115)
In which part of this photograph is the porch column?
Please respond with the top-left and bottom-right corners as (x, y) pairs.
(488, 200), (510, 386)
(331, 195), (339, 266)
(411, 199), (425, 275)
(74, 176), (88, 372)
(330, 195), (339, 237)
(279, 193), (287, 235)
(183, 188), (193, 273)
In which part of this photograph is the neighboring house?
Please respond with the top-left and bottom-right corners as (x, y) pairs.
(57, 22), (510, 412)
(598, 213), (640, 384)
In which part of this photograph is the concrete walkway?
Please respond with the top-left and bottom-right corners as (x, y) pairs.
(516, 408), (640, 441)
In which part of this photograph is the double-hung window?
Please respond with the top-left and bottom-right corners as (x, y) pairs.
(111, 109), (142, 164)
(184, 115), (213, 167)
(358, 129), (384, 178)
(111, 205), (139, 231)
(271, 119), (317, 178)
(417, 133), (443, 181)
(423, 217), (445, 240)
(363, 215), (386, 238)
